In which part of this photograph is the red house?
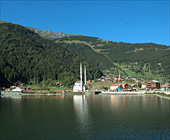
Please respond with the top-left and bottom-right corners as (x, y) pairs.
(146, 80), (160, 90)
(161, 83), (170, 90)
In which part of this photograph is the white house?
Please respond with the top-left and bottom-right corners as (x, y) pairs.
(73, 81), (87, 92)
(12, 88), (23, 92)
(141, 83), (146, 89)
(73, 81), (83, 92)
(110, 84), (122, 91)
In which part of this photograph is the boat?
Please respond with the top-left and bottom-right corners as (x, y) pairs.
(95, 90), (102, 94)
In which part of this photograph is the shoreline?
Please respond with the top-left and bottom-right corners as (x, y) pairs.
(101, 91), (145, 95)
(101, 91), (170, 100)
(1, 91), (170, 100)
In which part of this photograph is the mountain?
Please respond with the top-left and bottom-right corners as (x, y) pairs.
(28, 27), (170, 82)
(0, 22), (102, 87)
(27, 27), (66, 40)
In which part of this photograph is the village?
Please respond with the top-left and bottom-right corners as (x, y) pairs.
(1, 62), (170, 95)
(89, 75), (170, 92)
(0, 74), (170, 96)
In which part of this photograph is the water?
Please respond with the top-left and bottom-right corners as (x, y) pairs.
(0, 95), (170, 140)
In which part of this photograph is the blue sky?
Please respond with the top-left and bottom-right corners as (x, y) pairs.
(0, 0), (169, 45)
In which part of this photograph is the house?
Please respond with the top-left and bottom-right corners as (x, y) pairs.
(122, 84), (129, 89)
(110, 84), (122, 91)
(12, 88), (23, 92)
(58, 90), (66, 93)
(26, 88), (35, 93)
(5, 88), (10, 91)
(146, 80), (160, 90)
(18, 86), (26, 90)
(86, 84), (92, 89)
(131, 84), (136, 88)
(54, 90), (66, 93)
(113, 79), (117, 83)
(141, 83), (147, 89)
(161, 83), (170, 90)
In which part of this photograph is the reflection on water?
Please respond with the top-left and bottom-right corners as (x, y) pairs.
(73, 95), (92, 138)
(0, 95), (170, 140)
(0, 96), (25, 139)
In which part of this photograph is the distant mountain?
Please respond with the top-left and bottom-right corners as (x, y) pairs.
(27, 27), (66, 40)
(28, 27), (170, 82)
(0, 22), (102, 87)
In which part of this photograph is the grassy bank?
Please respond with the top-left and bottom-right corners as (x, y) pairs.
(25, 84), (72, 92)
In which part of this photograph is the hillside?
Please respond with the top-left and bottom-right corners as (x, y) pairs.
(28, 28), (170, 82)
(0, 22), (102, 87)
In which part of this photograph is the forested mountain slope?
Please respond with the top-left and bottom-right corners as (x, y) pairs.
(28, 27), (169, 81)
(0, 22), (102, 87)
(55, 35), (169, 81)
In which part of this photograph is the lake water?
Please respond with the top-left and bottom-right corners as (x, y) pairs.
(0, 94), (170, 140)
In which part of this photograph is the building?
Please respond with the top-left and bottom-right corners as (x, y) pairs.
(26, 88), (35, 93)
(12, 88), (23, 92)
(122, 84), (129, 89)
(73, 81), (85, 92)
(161, 83), (170, 90)
(146, 80), (160, 90)
(110, 84), (122, 91)
(141, 83), (147, 89)
(73, 63), (87, 92)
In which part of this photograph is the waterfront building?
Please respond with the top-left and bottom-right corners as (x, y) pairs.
(12, 88), (23, 92)
(141, 83), (147, 89)
(122, 84), (129, 89)
(110, 84), (122, 91)
(73, 81), (86, 92)
(73, 63), (87, 92)
(161, 83), (170, 90)
(146, 80), (160, 90)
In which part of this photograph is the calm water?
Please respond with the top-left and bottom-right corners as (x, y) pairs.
(0, 94), (170, 140)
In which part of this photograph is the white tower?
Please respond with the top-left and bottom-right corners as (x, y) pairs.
(84, 65), (86, 85)
(73, 63), (87, 92)
(83, 65), (87, 92)
(80, 62), (83, 92)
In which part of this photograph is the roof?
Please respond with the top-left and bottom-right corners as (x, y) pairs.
(151, 80), (160, 83)
(131, 84), (136, 86)
(19, 86), (26, 89)
(111, 84), (122, 86)
(141, 83), (146, 85)
(161, 83), (170, 87)
(12, 88), (22, 91)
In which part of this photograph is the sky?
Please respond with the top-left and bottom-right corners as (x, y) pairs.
(0, 0), (169, 46)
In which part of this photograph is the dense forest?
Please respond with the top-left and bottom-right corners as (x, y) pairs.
(53, 35), (170, 82)
(0, 22), (102, 87)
